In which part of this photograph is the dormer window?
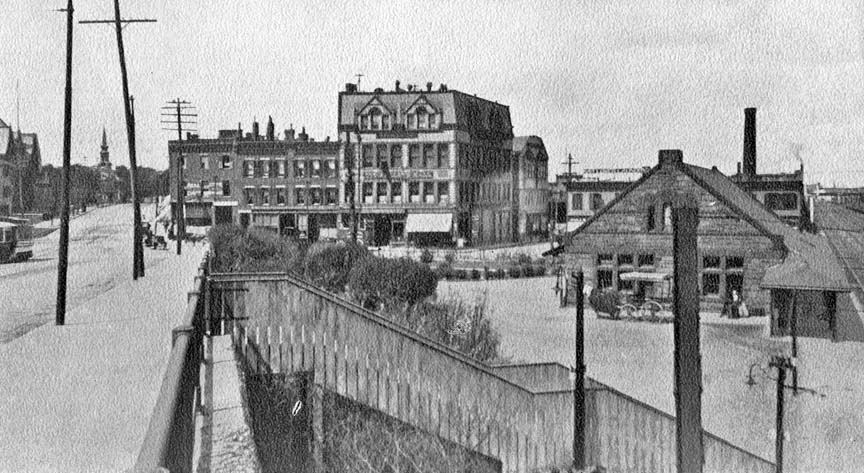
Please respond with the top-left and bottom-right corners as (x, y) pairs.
(369, 107), (382, 130)
(405, 97), (439, 131)
(358, 102), (393, 131)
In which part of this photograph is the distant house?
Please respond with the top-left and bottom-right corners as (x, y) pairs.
(0, 118), (41, 215)
(547, 149), (849, 322)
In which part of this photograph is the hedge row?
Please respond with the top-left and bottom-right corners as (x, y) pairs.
(437, 264), (548, 281)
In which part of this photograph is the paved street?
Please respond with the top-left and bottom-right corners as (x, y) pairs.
(0, 208), (206, 473)
(441, 276), (864, 471)
(0, 204), (174, 343)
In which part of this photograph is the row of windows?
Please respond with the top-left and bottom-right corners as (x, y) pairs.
(571, 192), (615, 212)
(241, 159), (338, 179)
(182, 155), (232, 170)
(457, 144), (510, 174)
(595, 253), (744, 296)
(763, 192), (798, 211)
(358, 106), (440, 131)
(358, 143), (449, 169)
(243, 186), (339, 206)
(356, 181), (450, 205)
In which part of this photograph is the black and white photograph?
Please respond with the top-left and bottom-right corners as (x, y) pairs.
(1, 1), (863, 472)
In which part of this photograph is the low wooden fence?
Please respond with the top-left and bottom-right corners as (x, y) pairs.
(131, 255), (208, 473)
(209, 272), (775, 473)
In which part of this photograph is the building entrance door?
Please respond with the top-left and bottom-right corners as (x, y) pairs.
(239, 213), (250, 228)
(214, 206), (233, 225)
(373, 215), (392, 246)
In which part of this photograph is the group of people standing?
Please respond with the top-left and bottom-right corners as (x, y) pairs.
(722, 289), (749, 318)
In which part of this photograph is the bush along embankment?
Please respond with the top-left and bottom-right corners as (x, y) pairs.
(209, 224), (503, 362)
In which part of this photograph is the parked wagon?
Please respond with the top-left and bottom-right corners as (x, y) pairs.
(616, 271), (673, 320)
(0, 217), (34, 263)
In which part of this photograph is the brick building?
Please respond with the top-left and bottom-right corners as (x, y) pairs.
(549, 149), (843, 315)
(337, 82), (517, 247)
(512, 136), (550, 242)
(168, 119), (341, 239)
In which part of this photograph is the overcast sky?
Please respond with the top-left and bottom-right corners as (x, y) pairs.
(2, 0), (863, 185)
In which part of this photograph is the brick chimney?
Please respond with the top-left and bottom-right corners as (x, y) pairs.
(252, 119), (260, 141)
(658, 149), (683, 167)
(743, 108), (756, 177)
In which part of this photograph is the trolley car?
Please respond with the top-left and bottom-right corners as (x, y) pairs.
(0, 217), (34, 263)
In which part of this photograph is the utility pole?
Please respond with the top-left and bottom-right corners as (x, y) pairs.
(161, 99), (197, 255)
(770, 356), (794, 473)
(55, 0), (74, 326)
(672, 192), (704, 473)
(572, 269), (586, 470)
(345, 132), (356, 242)
(560, 153), (578, 182)
(80, 1), (156, 280)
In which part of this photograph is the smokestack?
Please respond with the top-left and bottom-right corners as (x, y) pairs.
(743, 108), (756, 177)
(284, 123), (295, 142)
(266, 116), (275, 141)
(252, 119), (260, 141)
(298, 126), (308, 142)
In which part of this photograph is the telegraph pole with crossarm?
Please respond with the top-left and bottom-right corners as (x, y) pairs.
(80, 1), (156, 280)
(161, 99), (197, 255)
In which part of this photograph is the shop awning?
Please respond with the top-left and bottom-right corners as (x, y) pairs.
(619, 271), (672, 282)
(405, 213), (452, 233)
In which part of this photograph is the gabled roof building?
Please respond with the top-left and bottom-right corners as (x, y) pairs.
(548, 149), (850, 328)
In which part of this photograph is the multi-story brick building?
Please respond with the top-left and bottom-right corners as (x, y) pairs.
(169, 84), (549, 247)
(168, 119), (341, 239)
(337, 82), (516, 247)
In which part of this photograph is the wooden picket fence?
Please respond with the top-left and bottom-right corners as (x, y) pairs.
(209, 272), (774, 473)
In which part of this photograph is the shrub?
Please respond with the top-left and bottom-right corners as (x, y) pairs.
(209, 224), (304, 273)
(483, 266), (489, 279)
(508, 266), (522, 278)
(589, 287), (621, 317)
(516, 253), (532, 265)
(534, 265), (546, 276)
(302, 241), (369, 293)
(420, 248), (434, 264)
(436, 261), (453, 280)
(470, 268), (481, 280)
(522, 265), (533, 277)
(455, 268), (467, 280)
(401, 292), (501, 363)
(348, 256), (438, 311)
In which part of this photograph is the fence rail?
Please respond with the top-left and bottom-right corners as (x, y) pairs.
(131, 254), (209, 473)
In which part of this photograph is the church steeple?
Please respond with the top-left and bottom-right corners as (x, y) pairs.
(99, 127), (111, 168)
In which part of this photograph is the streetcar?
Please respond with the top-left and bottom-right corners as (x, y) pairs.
(0, 217), (34, 263)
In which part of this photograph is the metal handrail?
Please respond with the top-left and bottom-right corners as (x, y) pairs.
(132, 254), (208, 473)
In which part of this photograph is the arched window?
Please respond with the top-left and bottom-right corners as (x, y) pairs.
(662, 203), (673, 230)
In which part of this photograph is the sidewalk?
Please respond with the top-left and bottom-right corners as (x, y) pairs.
(0, 245), (207, 473)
